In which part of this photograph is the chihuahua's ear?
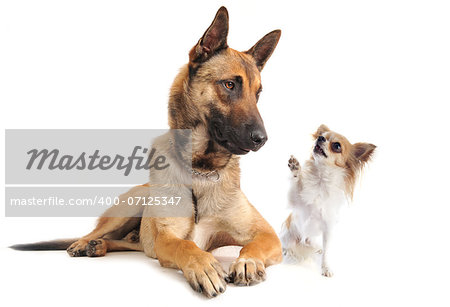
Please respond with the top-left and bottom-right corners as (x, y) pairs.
(313, 124), (330, 139)
(189, 7), (229, 65)
(352, 143), (376, 163)
(246, 30), (281, 71)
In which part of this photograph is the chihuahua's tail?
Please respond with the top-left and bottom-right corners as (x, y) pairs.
(9, 239), (77, 251)
(282, 244), (320, 263)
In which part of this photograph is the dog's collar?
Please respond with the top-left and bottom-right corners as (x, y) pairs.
(169, 138), (221, 182)
(191, 168), (220, 182)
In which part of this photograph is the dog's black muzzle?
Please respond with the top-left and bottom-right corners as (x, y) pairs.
(211, 121), (268, 155)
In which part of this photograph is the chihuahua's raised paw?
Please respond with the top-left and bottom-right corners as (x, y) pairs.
(288, 155), (300, 176)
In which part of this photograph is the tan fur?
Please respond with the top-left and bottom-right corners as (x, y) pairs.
(65, 7), (282, 298)
(312, 125), (376, 199)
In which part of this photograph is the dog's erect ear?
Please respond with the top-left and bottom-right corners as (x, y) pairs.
(313, 124), (330, 139)
(189, 7), (229, 64)
(352, 143), (376, 163)
(246, 30), (281, 71)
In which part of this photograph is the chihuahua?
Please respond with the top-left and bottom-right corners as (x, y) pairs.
(280, 124), (376, 277)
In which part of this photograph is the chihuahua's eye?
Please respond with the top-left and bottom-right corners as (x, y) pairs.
(223, 81), (235, 90)
(331, 142), (342, 153)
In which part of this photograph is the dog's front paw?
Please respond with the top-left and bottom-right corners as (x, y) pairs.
(227, 258), (266, 286)
(67, 239), (89, 257)
(182, 252), (227, 298)
(322, 265), (334, 277)
(288, 155), (300, 174)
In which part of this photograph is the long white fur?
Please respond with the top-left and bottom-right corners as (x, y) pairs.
(280, 152), (348, 277)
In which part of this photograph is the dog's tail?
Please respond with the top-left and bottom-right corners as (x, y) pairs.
(9, 239), (78, 251)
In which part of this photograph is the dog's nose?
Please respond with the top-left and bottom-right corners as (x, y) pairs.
(250, 130), (267, 147)
(317, 136), (326, 143)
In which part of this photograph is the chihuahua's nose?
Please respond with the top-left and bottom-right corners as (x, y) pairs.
(250, 130), (267, 148)
(317, 136), (326, 143)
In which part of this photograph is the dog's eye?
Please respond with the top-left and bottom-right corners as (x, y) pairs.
(331, 142), (342, 153)
(223, 81), (235, 90)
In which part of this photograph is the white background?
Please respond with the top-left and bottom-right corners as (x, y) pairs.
(1, 0), (449, 306)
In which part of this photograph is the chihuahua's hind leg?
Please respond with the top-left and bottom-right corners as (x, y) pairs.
(321, 225), (334, 277)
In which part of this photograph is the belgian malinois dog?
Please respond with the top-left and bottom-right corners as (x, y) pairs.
(11, 7), (282, 298)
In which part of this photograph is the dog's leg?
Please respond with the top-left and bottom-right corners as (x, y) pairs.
(123, 229), (140, 243)
(157, 233), (227, 297)
(67, 184), (149, 257)
(321, 224), (334, 277)
(142, 217), (227, 298)
(228, 206), (282, 286)
(85, 239), (143, 257)
(229, 232), (282, 286)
